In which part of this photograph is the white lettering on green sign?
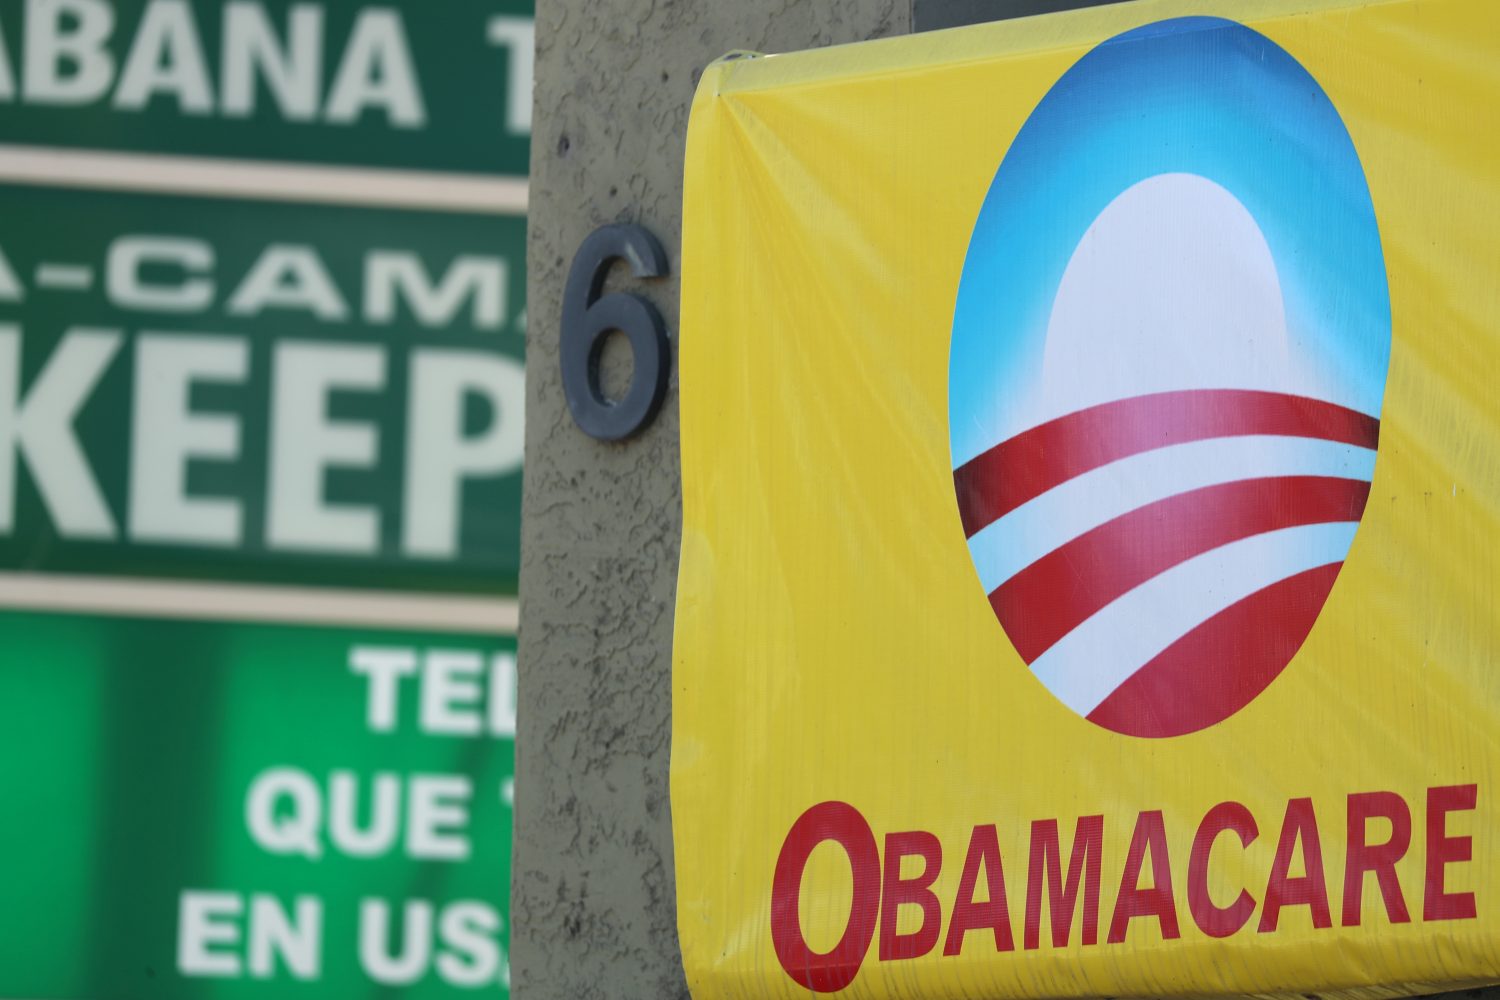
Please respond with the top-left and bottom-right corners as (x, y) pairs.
(0, 323), (522, 556)
(0, 0), (534, 134)
(174, 639), (515, 986)
(0, 227), (524, 559)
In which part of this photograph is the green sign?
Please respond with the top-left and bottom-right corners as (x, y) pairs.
(0, 5), (529, 994)
(0, 182), (525, 593)
(0, 1), (532, 176)
(0, 609), (515, 998)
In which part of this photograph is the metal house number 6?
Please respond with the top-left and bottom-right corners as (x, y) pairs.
(560, 224), (670, 441)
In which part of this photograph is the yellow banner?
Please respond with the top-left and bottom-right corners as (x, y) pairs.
(673, 1), (1500, 996)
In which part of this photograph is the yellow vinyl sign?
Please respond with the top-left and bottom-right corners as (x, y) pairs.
(673, 0), (1500, 997)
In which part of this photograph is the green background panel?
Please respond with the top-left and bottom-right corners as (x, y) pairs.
(0, 609), (515, 998)
(0, 1), (531, 176)
(0, 182), (525, 593)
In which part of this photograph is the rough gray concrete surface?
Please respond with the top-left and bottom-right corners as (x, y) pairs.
(515, 2), (910, 998)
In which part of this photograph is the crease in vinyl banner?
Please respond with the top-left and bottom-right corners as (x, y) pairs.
(674, 0), (1500, 997)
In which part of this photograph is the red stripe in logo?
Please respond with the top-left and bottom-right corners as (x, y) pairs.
(953, 389), (1381, 538)
(1085, 563), (1344, 738)
(990, 475), (1372, 664)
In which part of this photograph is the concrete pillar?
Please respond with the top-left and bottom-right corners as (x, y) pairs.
(516, 3), (910, 998)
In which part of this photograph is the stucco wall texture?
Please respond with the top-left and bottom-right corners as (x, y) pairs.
(515, 2), (909, 998)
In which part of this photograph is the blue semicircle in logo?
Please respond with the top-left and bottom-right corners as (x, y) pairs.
(949, 16), (1391, 468)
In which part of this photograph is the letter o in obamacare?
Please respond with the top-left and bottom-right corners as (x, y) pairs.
(770, 801), (880, 993)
